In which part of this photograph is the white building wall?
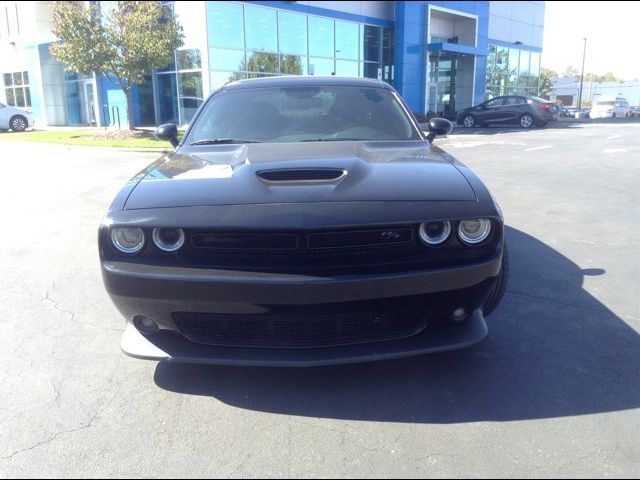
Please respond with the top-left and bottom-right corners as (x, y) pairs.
(489, 1), (545, 48)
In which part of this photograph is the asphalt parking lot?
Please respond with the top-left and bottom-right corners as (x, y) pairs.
(1, 120), (639, 478)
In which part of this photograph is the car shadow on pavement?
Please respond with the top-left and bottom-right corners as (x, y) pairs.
(154, 226), (640, 423)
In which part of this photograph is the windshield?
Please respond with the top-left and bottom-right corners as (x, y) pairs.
(186, 85), (422, 144)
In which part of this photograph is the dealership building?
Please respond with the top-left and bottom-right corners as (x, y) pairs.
(0, 1), (545, 128)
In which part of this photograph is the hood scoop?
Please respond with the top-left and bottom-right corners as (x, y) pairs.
(257, 168), (346, 183)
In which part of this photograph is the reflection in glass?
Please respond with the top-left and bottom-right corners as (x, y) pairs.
(335, 21), (359, 60)
(5, 89), (15, 105)
(23, 71), (29, 85)
(211, 71), (246, 90)
(207, 1), (244, 49)
(210, 48), (246, 71)
(245, 5), (277, 52)
(179, 72), (203, 98)
(280, 55), (306, 75)
(177, 49), (202, 70)
(13, 72), (23, 86)
(3, 73), (12, 86)
(247, 52), (279, 74)
(25, 87), (31, 107)
(507, 48), (519, 92)
(278, 11), (307, 55)
(309, 16), (334, 58)
(309, 57), (334, 76)
(14, 88), (25, 107)
(335, 60), (359, 77)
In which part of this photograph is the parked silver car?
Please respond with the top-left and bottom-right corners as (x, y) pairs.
(0, 103), (35, 132)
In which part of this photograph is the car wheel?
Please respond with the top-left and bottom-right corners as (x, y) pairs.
(484, 242), (509, 316)
(462, 115), (475, 128)
(10, 115), (28, 132)
(519, 114), (533, 128)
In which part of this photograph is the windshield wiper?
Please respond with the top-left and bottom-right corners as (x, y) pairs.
(189, 138), (261, 145)
(300, 138), (364, 142)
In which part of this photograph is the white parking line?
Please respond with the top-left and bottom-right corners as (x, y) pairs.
(603, 148), (628, 153)
(524, 145), (552, 152)
(606, 135), (623, 140)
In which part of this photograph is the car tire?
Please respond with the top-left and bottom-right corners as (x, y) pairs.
(519, 114), (533, 128)
(483, 242), (509, 316)
(10, 115), (28, 132)
(462, 115), (476, 128)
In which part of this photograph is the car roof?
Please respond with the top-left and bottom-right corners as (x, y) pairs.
(220, 75), (391, 92)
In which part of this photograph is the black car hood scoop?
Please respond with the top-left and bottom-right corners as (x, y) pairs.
(125, 141), (477, 209)
(256, 168), (346, 183)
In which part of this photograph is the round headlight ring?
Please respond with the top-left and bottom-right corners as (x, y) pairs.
(111, 227), (145, 254)
(419, 221), (452, 245)
(152, 228), (185, 252)
(458, 219), (492, 245)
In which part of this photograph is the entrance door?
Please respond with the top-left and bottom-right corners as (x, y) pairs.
(427, 54), (457, 118)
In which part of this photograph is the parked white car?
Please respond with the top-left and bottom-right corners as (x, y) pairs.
(589, 96), (631, 119)
(0, 102), (35, 132)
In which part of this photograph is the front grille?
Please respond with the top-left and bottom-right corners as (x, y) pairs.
(172, 308), (429, 349)
(192, 232), (298, 251)
(308, 228), (413, 249)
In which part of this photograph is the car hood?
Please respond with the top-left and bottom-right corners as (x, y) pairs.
(124, 141), (476, 209)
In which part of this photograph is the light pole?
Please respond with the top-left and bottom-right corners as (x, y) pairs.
(577, 37), (587, 112)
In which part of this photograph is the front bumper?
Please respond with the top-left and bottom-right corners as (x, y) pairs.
(103, 252), (502, 366)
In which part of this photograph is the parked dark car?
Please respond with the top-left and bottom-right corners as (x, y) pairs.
(457, 95), (558, 128)
(100, 76), (507, 367)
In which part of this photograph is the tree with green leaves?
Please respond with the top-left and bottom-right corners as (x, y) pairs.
(50, 1), (184, 130)
(538, 68), (557, 98)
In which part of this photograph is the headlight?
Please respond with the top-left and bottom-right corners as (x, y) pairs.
(418, 221), (451, 245)
(152, 228), (185, 252)
(111, 227), (145, 254)
(458, 219), (491, 245)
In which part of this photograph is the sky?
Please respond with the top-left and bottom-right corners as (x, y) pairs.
(542, 1), (640, 80)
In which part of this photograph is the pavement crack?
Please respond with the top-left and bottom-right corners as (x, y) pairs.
(3, 414), (98, 461)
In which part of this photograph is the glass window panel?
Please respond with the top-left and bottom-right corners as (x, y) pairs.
(210, 48), (246, 72)
(13, 72), (23, 86)
(529, 52), (540, 78)
(361, 62), (381, 79)
(308, 57), (334, 76)
(5, 88), (15, 105)
(3, 73), (13, 86)
(519, 50), (530, 78)
(178, 72), (203, 124)
(280, 54), (307, 75)
(15, 87), (25, 107)
(211, 70), (246, 90)
(508, 48), (519, 87)
(278, 11), (306, 55)
(309, 57), (334, 75)
(495, 45), (508, 72)
(157, 56), (176, 72)
(207, 1), (244, 49)
(156, 73), (179, 124)
(335, 21), (359, 60)
(23, 71), (29, 85)
(362, 25), (381, 62)
(335, 60), (358, 77)
(247, 52), (279, 74)
(308, 16), (334, 58)
(177, 49), (202, 70)
(245, 4), (277, 52)
(25, 87), (31, 107)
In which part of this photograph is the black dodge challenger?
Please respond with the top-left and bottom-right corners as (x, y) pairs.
(99, 76), (508, 367)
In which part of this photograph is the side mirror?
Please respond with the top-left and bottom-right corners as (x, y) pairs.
(426, 118), (453, 142)
(155, 123), (179, 148)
